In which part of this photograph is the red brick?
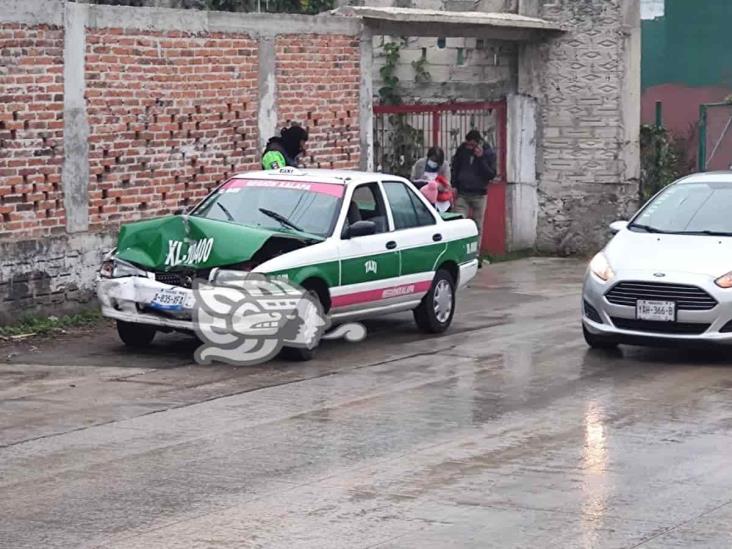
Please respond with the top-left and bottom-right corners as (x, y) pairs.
(0, 24), (65, 239)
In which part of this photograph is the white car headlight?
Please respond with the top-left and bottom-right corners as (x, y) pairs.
(715, 271), (732, 289)
(99, 258), (148, 279)
(589, 252), (615, 282)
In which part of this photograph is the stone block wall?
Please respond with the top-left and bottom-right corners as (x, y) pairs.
(345, 0), (640, 255)
(372, 35), (517, 104)
(341, 0), (519, 104)
(0, 1), (365, 323)
(523, 0), (641, 254)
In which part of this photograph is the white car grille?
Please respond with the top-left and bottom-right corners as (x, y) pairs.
(605, 281), (718, 311)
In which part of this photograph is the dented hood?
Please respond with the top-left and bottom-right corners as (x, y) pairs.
(115, 215), (319, 271)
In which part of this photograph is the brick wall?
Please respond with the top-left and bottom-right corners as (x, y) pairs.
(0, 1), (364, 323)
(0, 23), (65, 240)
(0, 17), (362, 245)
(276, 34), (361, 169)
(85, 30), (259, 229)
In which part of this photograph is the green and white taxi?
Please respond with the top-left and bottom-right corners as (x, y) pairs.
(97, 168), (479, 352)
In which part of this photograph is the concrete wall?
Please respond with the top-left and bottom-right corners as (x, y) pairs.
(519, 0), (641, 254)
(373, 35), (518, 104)
(353, 0), (640, 254)
(505, 93), (537, 251)
(0, 0), (365, 323)
(348, 0), (520, 104)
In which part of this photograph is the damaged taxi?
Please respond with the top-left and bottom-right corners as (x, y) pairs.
(97, 168), (479, 357)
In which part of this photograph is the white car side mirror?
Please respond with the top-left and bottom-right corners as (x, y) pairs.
(609, 221), (629, 234)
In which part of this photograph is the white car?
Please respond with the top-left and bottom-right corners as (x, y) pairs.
(583, 172), (732, 348)
(97, 168), (479, 357)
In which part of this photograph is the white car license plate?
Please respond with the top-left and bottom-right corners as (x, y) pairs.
(636, 300), (675, 322)
(150, 288), (190, 311)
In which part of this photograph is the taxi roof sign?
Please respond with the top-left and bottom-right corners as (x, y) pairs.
(277, 167), (305, 176)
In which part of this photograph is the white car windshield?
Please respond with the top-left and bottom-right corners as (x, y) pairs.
(192, 179), (344, 237)
(630, 181), (732, 235)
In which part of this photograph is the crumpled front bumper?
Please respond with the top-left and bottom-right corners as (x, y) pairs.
(98, 276), (197, 330)
(98, 276), (316, 343)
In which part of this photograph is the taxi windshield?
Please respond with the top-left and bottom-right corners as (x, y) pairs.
(192, 179), (344, 237)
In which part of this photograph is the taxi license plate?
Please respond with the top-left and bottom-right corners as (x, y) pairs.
(636, 300), (675, 322)
(149, 288), (190, 311)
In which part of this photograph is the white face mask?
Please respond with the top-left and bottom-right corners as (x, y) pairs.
(426, 159), (439, 169)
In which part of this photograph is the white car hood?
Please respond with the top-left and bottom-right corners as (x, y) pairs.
(605, 230), (732, 278)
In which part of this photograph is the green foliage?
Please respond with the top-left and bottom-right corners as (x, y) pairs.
(377, 41), (404, 106)
(0, 310), (102, 338)
(380, 114), (425, 178)
(375, 40), (431, 178)
(411, 56), (431, 84)
(639, 124), (690, 200)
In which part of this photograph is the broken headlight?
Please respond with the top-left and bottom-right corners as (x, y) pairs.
(99, 257), (148, 279)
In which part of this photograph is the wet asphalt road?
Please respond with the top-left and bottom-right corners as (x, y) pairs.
(2, 258), (732, 548)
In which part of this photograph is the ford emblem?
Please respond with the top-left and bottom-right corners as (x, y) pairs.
(653, 272), (666, 278)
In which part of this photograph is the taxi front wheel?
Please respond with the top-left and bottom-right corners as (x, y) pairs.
(117, 320), (156, 348)
(414, 269), (455, 333)
(280, 282), (325, 362)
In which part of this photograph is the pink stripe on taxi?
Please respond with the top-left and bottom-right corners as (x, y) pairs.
(224, 178), (344, 198)
(332, 280), (432, 308)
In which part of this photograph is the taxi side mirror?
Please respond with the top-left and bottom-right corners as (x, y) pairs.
(344, 220), (377, 239)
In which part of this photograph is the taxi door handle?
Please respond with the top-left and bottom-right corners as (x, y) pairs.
(386, 241), (397, 250)
(432, 233), (443, 242)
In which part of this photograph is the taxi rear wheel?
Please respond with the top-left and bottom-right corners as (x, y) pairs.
(117, 320), (156, 348)
(414, 269), (455, 334)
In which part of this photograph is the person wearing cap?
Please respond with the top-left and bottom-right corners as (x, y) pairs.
(261, 125), (309, 170)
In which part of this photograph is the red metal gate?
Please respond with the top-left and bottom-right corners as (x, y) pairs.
(373, 101), (507, 255)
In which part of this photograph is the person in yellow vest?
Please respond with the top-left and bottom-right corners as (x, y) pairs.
(261, 125), (309, 170)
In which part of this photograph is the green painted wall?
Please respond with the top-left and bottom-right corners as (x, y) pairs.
(642, 0), (732, 89)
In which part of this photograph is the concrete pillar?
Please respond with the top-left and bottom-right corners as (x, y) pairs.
(62, 1), (90, 233)
(257, 36), (277, 153)
(621, 0), (641, 189)
(359, 28), (374, 171)
(506, 93), (538, 251)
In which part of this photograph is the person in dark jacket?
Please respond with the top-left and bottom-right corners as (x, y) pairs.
(451, 130), (497, 264)
(261, 125), (309, 169)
